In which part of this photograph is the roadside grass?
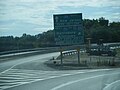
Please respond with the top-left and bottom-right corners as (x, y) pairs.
(54, 50), (120, 66)
(46, 50), (120, 70)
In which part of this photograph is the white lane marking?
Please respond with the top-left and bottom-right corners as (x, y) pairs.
(0, 69), (111, 90)
(0, 76), (24, 79)
(7, 68), (48, 73)
(0, 82), (22, 85)
(103, 80), (120, 90)
(0, 79), (33, 83)
(0, 82), (27, 90)
(0, 52), (59, 75)
(6, 69), (52, 75)
(0, 69), (83, 90)
(51, 72), (120, 90)
(2, 73), (37, 77)
(2, 72), (49, 76)
(2, 69), (110, 77)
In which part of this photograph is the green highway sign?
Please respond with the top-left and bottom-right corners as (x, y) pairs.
(53, 13), (84, 46)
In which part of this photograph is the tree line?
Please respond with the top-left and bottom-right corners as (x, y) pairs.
(0, 17), (120, 52)
(84, 17), (120, 43)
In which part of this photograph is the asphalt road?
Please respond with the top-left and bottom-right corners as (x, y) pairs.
(0, 52), (120, 90)
(0, 52), (59, 72)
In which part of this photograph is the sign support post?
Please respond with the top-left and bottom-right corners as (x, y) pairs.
(60, 47), (63, 65)
(86, 38), (91, 53)
(77, 48), (80, 65)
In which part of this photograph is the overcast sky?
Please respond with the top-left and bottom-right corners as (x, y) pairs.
(0, 0), (120, 36)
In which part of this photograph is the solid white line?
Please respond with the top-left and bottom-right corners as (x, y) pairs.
(5, 69), (51, 75)
(0, 82), (22, 86)
(3, 72), (44, 75)
(51, 72), (120, 90)
(103, 80), (120, 90)
(3, 73), (36, 76)
(0, 78), (43, 85)
(9, 68), (51, 73)
(0, 79), (32, 83)
(0, 76), (24, 79)
(0, 82), (27, 90)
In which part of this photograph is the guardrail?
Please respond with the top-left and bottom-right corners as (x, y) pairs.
(0, 47), (58, 55)
(62, 50), (77, 56)
(0, 47), (59, 61)
(0, 45), (85, 56)
(0, 42), (119, 59)
(62, 50), (85, 56)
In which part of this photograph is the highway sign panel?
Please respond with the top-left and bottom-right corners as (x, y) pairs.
(53, 13), (84, 46)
